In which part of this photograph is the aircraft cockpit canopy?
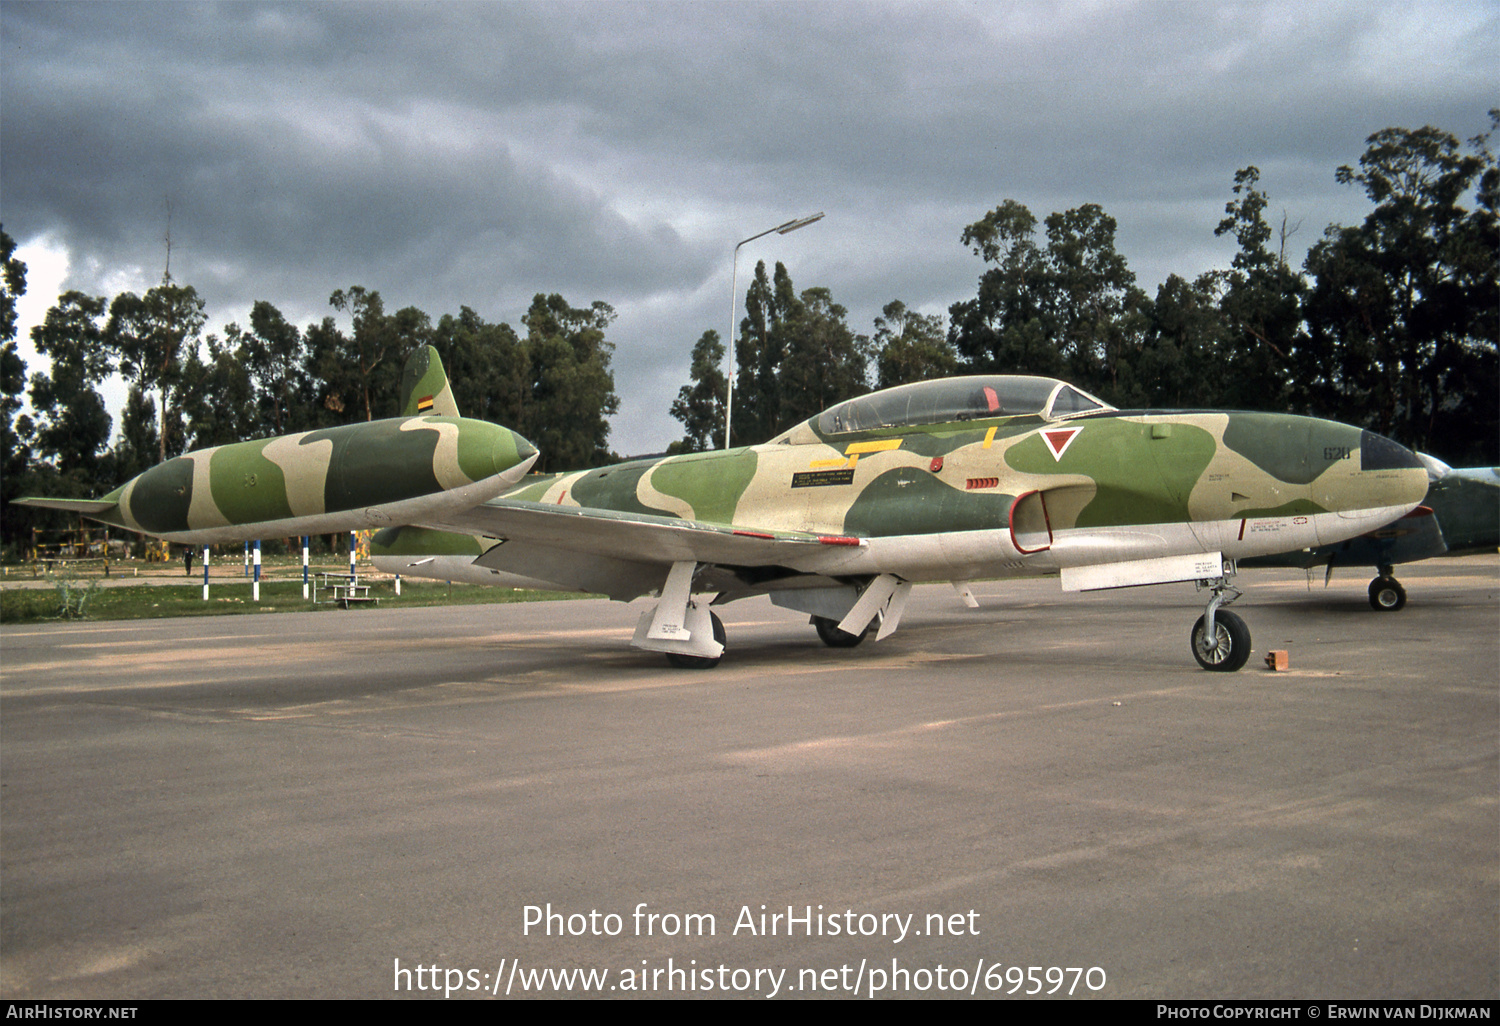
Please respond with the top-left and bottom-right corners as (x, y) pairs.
(815, 376), (1113, 436)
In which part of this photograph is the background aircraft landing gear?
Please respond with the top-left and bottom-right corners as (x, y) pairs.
(666, 612), (726, 670)
(1368, 567), (1407, 611)
(1192, 567), (1251, 671)
(812, 615), (870, 648)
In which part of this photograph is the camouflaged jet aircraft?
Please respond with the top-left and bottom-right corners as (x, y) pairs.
(13, 351), (540, 546)
(17, 346), (1430, 673)
(1243, 460), (1499, 611)
(364, 349), (1429, 673)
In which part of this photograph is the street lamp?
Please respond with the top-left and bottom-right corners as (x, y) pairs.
(724, 212), (825, 449)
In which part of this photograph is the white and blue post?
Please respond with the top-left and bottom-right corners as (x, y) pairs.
(202, 546), (210, 601)
(301, 536), (310, 600)
(252, 540), (261, 602)
(349, 531), (357, 583)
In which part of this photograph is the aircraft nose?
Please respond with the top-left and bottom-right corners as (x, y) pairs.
(1316, 426), (1429, 540)
(1358, 429), (1425, 474)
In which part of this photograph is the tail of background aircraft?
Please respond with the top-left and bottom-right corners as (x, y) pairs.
(400, 346), (461, 418)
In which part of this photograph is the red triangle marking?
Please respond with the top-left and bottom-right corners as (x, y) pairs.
(1042, 426), (1082, 461)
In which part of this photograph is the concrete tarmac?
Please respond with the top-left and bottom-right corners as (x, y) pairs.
(2, 556), (1496, 1000)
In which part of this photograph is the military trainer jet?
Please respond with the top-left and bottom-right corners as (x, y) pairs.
(372, 350), (1429, 672)
(18, 347), (1429, 673)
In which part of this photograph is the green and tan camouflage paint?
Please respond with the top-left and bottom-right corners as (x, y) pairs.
(93, 416), (534, 536)
(485, 407), (1420, 541)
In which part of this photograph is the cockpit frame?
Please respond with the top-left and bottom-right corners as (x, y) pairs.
(811, 376), (1114, 437)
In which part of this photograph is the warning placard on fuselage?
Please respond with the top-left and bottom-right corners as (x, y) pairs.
(792, 469), (857, 488)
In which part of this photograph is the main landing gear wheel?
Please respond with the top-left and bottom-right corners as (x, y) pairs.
(1191, 609), (1252, 672)
(1368, 576), (1407, 612)
(665, 612), (726, 670)
(812, 615), (869, 649)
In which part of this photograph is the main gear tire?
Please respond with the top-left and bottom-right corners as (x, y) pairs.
(813, 615), (869, 649)
(1368, 576), (1407, 612)
(666, 612), (727, 670)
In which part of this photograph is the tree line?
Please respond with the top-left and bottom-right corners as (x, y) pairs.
(671, 119), (1498, 466)
(0, 262), (620, 549)
(2, 118), (1496, 553)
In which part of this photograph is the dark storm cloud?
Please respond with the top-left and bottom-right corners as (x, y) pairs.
(2, 3), (713, 313)
(2, 0), (1495, 452)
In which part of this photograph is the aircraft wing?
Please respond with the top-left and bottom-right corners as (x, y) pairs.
(419, 499), (861, 601)
(12, 498), (120, 515)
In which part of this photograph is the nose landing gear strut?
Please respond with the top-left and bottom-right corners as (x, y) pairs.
(1192, 563), (1251, 672)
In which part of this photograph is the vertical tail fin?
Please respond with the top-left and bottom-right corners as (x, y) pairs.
(400, 346), (461, 418)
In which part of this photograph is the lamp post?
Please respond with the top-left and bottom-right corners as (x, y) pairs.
(725, 212), (824, 449)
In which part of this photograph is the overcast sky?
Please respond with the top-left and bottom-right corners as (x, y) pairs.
(2, 0), (1495, 454)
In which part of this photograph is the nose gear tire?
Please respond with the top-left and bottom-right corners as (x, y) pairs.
(1191, 610), (1252, 672)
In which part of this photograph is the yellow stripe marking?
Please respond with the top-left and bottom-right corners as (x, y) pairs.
(846, 439), (903, 455)
(983, 426), (997, 449)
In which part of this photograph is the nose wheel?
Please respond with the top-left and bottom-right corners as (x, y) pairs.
(1191, 609), (1252, 671)
(1192, 565), (1251, 671)
(1368, 566), (1407, 611)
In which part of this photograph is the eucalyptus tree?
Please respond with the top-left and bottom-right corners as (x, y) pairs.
(949, 199), (1148, 404)
(238, 300), (308, 435)
(1, 230), (30, 507)
(177, 334), (257, 450)
(1040, 203), (1150, 404)
(322, 286), (396, 423)
(776, 284), (869, 431)
(1137, 273), (1229, 409)
(0, 229), (32, 548)
(872, 300), (954, 390)
(521, 293), (620, 471)
(669, 329), (726, 452)
(730, 261), (869, 443)
(1302, 120), (1498, 461)
(1210, 167), (1309, 413)
(105, 280), (207, 462)
(948, 199), (1065, 380)
(431, 306), (529, 428)
(29, 291), (114, 481)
